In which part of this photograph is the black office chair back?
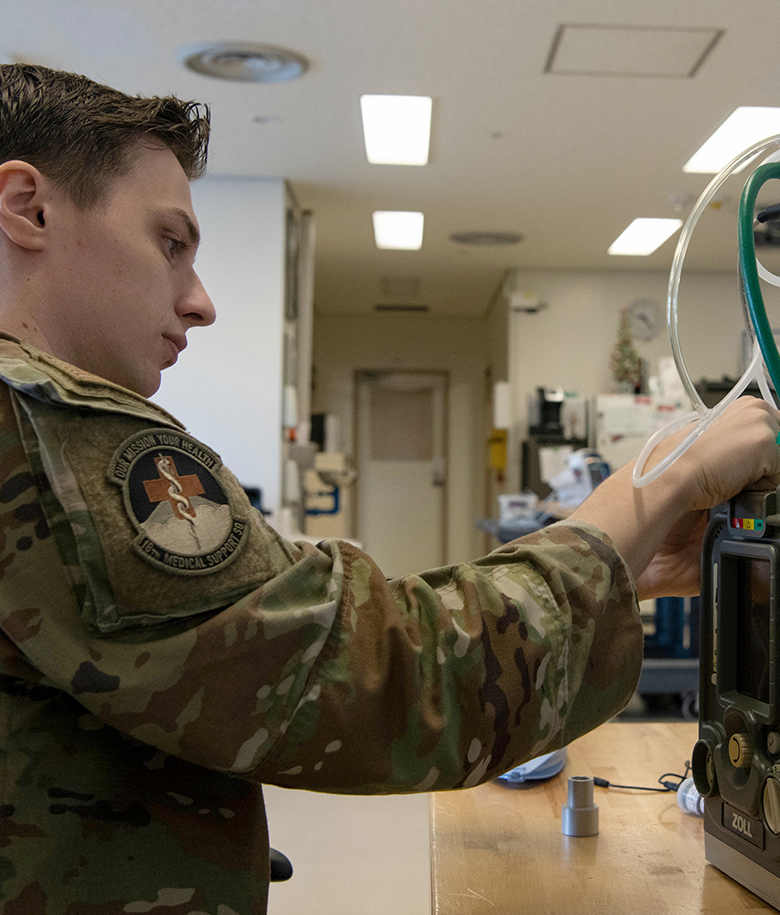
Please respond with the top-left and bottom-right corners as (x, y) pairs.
(270, 847), (293, 882)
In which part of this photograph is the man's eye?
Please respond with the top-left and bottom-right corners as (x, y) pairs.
(164, 237), (184, 257)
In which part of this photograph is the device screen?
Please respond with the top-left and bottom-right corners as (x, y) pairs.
(736, 556), (771, 704)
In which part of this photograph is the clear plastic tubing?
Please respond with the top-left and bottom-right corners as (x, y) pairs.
(632, 134), (780, 488)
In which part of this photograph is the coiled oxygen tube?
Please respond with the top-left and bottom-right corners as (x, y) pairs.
(632, 134), (780, 488)
(740, 161), (780, 392)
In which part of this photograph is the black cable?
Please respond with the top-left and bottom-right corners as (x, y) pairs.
(593, 762), (691, 793)
(593, 777), (670, 792)
(756, 203), (780, 224)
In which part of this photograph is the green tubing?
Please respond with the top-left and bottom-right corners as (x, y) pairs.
(739, 162), (780, 392)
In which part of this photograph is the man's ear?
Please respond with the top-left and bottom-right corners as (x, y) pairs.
(0, 161), (52, 251)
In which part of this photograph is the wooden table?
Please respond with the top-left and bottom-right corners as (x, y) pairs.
(430, 721), (776, 914)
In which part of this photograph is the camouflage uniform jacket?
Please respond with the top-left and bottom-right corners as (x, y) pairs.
(0, 334), (644, 914)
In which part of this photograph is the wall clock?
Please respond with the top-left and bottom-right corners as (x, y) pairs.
(628, 298), (663, 342)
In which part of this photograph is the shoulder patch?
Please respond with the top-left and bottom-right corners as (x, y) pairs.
(108, 428), (249, 576)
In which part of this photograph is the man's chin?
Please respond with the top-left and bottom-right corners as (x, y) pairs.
(124, 367), (161, 399)
(142, 374), (162, 398)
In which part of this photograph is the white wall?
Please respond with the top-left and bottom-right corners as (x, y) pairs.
(506, 268), (744, 487)
(155, 176), (287, 522)
(312, 313), (488, 563)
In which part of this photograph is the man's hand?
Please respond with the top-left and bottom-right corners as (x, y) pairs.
(633, 510), (707, 599)
(571, 396), (780, 597)
(666, 397), (780, 512)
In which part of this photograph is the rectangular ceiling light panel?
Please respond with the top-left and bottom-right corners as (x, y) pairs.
(608, 218), (682, 256)
(683, 107), (780, 174)
(373, 211), (425, 250)
(361, 95), (432, 165)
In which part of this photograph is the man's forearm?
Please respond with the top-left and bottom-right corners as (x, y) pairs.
(569, 460), (687, 585)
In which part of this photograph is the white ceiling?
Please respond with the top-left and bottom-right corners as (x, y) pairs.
(6, 0), (780, 316)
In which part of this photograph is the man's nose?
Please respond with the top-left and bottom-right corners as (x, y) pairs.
(180, 271), (216, 327)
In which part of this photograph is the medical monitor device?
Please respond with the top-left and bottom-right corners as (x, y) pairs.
(695, 490), (780, 908)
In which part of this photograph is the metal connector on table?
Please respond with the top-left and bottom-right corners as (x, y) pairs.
(561, 775), (599, 837)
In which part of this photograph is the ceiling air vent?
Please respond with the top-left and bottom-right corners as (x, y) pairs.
(450, 231), (523, 246)
(180, 42), (309, 83)
(375, 304), (430, 313)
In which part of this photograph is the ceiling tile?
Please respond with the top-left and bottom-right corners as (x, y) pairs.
(546, 24), (723, 78)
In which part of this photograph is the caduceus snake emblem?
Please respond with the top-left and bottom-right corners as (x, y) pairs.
(155, 455), (201, 548)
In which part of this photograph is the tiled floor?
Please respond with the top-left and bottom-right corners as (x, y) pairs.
(263, 787), (431, 915)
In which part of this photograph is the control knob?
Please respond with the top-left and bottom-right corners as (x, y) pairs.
(729, 733), (754, 769)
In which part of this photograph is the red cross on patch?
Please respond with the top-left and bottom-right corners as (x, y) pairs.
(143, 454), (205, 520)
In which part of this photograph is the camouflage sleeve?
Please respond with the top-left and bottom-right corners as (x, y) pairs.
(0, 364), (643, 796)
(260, 522), (642, 793)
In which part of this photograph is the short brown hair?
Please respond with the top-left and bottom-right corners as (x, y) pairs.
(0, 64), (210, 207)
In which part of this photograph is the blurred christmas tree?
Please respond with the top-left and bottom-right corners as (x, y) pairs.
(610, 309), (642, 391)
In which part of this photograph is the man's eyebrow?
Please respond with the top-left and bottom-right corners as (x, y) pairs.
(160, 207), (200, 247)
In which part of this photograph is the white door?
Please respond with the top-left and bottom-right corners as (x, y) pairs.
(356, 371), (447, 578)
